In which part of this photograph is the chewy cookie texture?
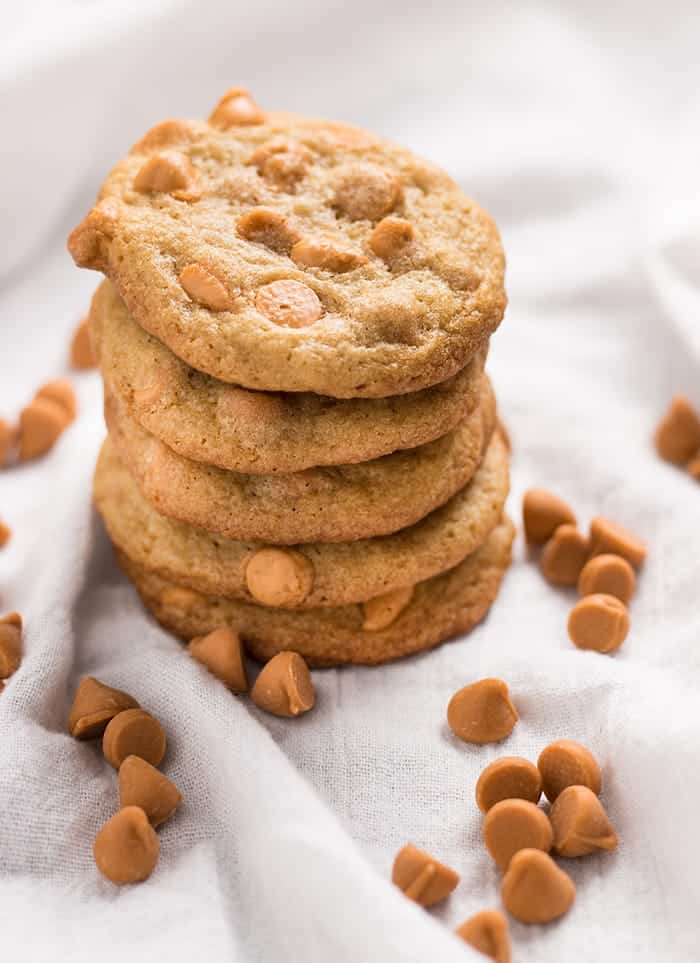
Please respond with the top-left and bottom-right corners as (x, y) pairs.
(72, 86), (512, 666)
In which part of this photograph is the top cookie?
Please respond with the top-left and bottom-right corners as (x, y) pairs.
(68, 89), (506, 398)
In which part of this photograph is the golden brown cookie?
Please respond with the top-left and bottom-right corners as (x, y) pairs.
(90, 280), (487, 473)
(68, 102), (506, 398)
(115, 518), (515, 666)
(104, 378), (496, 544)
(93, 431), (509, 608)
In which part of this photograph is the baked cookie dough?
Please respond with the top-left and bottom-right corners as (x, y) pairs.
(104, 379), (496, 544)
(93, 430), (509, 608)
(90, 279), (487, 473)
(116, 517), (515, 666)
(68, 97), (506, 398)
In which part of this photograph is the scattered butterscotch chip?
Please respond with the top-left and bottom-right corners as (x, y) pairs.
(237, 207), (300, 254)
(475, 757), (543, 813)
(70, 316), (97, 369)
(447, 678), (518, 745)
(578, 554), (636, 603)
(687, 454), (700, 480)
(537, 739), (601, 803)
(333, 164), (403, 221)
(68, 676), (140, 740)
(369, 217), (414, 260)
(103, 708), (166, 769)
(93, 806), (159, 885)
(291, 237), (367, 273)
(588, 516), (646, 569)
(483, 799), (553, 869)
(456, 909), (510, 963)
(392, 844), (459, 907)
(18, 397), (71, 461)
(251, 651), (315, 718)
(119, 755), (181, 828)
(501, 849), (575, 924)
(188, 626), (248, 693)
(0, 613), (22, 678)
(522, 489), (576, 544)
(133, 151), (199, 200)
(245, 548), (314, 608)
(179, 263), (234, 312)
(540, 524), (589, 586)
(654, 395), (700, 465)
(550, 785), (617, 857)
(0, 417), (18, 465)
(362, 586), (414, 631)
(255, 279), (323, 327)
(209, 87), (265, 128)
(568, 593), (629, 653)
(35, 379), (77, 423)
(0, 520), (11, 547)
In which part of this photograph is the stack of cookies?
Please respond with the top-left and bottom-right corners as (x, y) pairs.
(68, 88), (514, 666)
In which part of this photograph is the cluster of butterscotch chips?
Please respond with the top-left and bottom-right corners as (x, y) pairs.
(523, 489), (646, 654)
(392, 678), (617, 959)
(68, 677), (179, 884)
(654, 395), (700, 481)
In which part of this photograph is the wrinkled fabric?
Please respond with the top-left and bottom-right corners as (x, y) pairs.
(1, 1), (699, 960)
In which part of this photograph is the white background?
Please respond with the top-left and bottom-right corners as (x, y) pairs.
(1, 1), (699, 960)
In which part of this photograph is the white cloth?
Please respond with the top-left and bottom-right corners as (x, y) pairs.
(1, 2), (699, 960)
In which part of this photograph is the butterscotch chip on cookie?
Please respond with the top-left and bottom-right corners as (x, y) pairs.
(0, 613), (22, 678)
(392, 844), (459, 907)
(94, 806), (159, 885)
(93, 430), (509, 610)
(188, 626), (248, 693)
(251, 651), (315, 717)
(362, 586), (414, 631)
(113, 518), (515, 666)
(70, 316), (97, 369)
(91, 279), (488, 473)
(119, 755), (181, 828)
(103, 708), (166, 769)
(68, 100), (505, 398)
(68, 676), (140, 739)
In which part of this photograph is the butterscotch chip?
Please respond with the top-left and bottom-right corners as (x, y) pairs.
(237, 208), (300, 254)
(67, 197), (120, 273)
(0, 521), (11, 547)
(250, 651), (315, 717)
(368, 217), (414, 260)
(588, 516), (646, 568)
(255, 280), (323, 327)
(209, 87), (264, 128)
(0, 613), (22, 678)
(537, 739), (601, 803)
(248, 141), (312, 191)
(501, 849), (575, 924)
(522, 489), (576, 544)
(447, 678), (518, 744)
(577, 554), (636, 603)
(456, 909), (510, 963)
(133, 151), (199, 200)
(245, 548), (314, 608)
(483, 799), (553, 869)
(103, 708), (166, 769)
(68, 676), (140, 740)
(119, 755), (181, 828)
(362, 586), (414, 631)
(93, 806), (159, 885)
(36, 379), (77, 423)
(179, 263), (234, 312)
(188, 626), (248, 693)
(540, 524), (589, 586)
(70, 316), (97, 369)
(567, 593), (629, 653)
(391, 844), (459, 907)
(550, 785), (617, 857)
(333, 163), (403, 221)
(18, 397), (70, 461)
(291, 237), (367, 273)
(0, 417), (17, 466)
(654, 396), (700, 465)
(475, 757), (543, 813)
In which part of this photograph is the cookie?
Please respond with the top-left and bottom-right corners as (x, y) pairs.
(104, 378), (496, 544)
(90, 280), (487, 473)
(116, 517), (515, 666)
(94, 430), (509, 608)
(68, 99), (506, 398)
